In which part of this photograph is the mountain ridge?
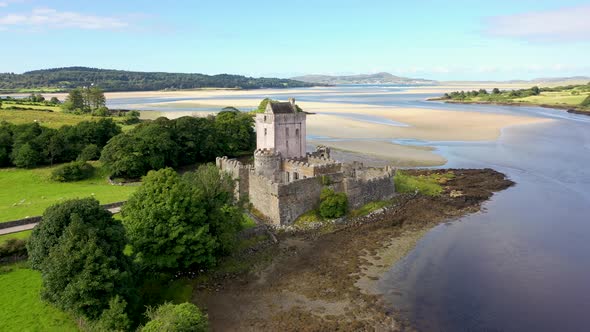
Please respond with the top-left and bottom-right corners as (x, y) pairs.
(291, 72), (438, 85)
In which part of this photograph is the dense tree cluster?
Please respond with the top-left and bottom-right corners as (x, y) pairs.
(0, 118), (121, 168)
(122, 166), (242, 271)
(62, 86), (107, 114)
(27, 198), (136, 320)
(101, 110), (255, 178)
(0, 67), (319, 92)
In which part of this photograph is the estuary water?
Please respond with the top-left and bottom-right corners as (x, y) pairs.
(114, 85), (590, 331)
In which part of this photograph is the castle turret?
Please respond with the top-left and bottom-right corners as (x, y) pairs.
(254, 148), (281, 181)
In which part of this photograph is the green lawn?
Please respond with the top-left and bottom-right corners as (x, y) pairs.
(0, 162), (137, 222)
(0, 230), (31, 244)
(0, 264), (79, 332)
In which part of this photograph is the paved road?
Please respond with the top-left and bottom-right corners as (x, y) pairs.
(0, 207), (122, 236)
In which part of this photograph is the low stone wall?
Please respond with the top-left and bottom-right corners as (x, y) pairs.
(0, 201), (126, 230)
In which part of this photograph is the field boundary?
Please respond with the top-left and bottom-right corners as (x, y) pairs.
(0, 201), (126, 230)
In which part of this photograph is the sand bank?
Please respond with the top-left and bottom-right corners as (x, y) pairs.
(141, 96), (551, 167)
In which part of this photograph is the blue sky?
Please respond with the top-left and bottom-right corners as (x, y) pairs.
(1, 0), (589, 80)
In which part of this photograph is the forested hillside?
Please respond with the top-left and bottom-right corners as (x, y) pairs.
(0, 67), (319, 92)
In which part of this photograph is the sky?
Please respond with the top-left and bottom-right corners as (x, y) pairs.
(0, 0), (589, 80)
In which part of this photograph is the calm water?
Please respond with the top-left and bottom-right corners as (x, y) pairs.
(117, 86), (590, 331)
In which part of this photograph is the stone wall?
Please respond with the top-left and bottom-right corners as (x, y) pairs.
(216, 156), (251, 200)
(248, 172), (281, 224)
(276, 176), (324, 225)
(344, 173), (396, 209)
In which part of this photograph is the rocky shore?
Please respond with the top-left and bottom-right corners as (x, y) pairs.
(193, 168), (514, 331)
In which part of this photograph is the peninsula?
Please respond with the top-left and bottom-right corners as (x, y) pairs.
(431, 83), (590, 115)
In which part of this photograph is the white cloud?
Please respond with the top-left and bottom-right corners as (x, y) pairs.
(0, 3), (8, 8)
(485, 5), (590, 42)
(0, 7), (129, 30)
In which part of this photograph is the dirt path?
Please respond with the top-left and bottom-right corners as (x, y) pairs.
(193, 169), (513, 331)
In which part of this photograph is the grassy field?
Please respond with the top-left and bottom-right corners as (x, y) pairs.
(0, 230), (32, 244)
(0, 106), (138, 130)
(0, 162), (137, 222)
(514, 91), (588, 107)
(0, 263), (79, 331)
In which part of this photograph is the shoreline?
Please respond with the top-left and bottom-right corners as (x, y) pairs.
(193, 168), (514, 331)
(429, 98), (590, 116)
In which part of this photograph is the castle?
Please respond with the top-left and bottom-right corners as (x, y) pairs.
(216, 98), (396, 225)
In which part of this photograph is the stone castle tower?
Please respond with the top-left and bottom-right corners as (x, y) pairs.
(255, 98), (307, 159)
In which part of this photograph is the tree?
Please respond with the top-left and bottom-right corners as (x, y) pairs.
(27, 198), (135, 319)
(50, 97), (61, 104)
(319, 188), (348, 219)
(11, 143), (41, 168)
(122, 166), (241, 271)
(93, 296), (131, 332)
(580, 95), (590, 108)
(214, 110), (255, 156)
(531, 86), (541, 95)
(86, 86), (106, 110)
(78, 144), (101, 161)
(141, 303), (208, 332)
(0, 121), (13, 167)
(62, 88), (85, 112)
(492, 88), (501, 94)
(100, 122), (177, 179)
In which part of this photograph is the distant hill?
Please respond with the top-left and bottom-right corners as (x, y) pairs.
(291, 72), (438, 85)
(0, 67), (320, 92)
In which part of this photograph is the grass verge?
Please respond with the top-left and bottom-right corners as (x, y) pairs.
(0, 263), (79, 331)
(0, 231), (32, 244)
(394, 170), (454, 196)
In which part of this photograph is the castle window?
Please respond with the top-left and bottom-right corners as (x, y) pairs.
(264, 128), (267, 136)
(296, 128), (300, 136)
(286, 128), (289, 136)
(264, 116), (267, 122)
(294, 172), (299, 180)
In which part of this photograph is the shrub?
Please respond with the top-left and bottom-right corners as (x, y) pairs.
(581, 95), (590, 108)
(92, 106), (110, 117)
(141, 303), (208, 332)
(51, 161), (94, 182)
(0, 238), (28, 262)
(319, 188), (348, 219)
